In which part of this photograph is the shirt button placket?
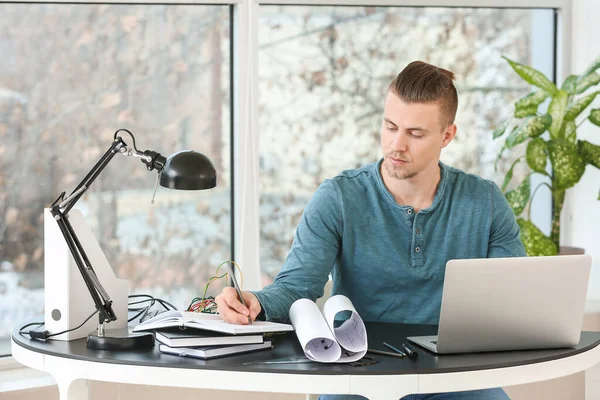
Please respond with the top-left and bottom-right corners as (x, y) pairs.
(413, 214), (422, 257)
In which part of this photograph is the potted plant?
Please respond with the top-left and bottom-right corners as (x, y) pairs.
(493, 55), (600, 256)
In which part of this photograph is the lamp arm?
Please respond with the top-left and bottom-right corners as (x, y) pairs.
(53, 214), (117, 324)
(49, 136), (130, 326)
(59, 137), (127, 215)
(48, 132), (171, 330)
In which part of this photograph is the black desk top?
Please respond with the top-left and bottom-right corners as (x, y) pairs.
(12, 320), (600, 376)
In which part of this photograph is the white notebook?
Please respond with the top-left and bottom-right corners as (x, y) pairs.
(133, 310), (294, 335)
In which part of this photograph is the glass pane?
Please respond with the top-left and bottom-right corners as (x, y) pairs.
(0, 4), (231, 347)
(258, 6), (553, 284)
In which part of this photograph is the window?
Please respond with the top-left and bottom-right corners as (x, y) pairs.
(0, 3), (232, 347)
(0, 1), (563, 359)
(258, 6), (556, 284)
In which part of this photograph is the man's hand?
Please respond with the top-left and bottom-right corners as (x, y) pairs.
(215, 287), (262, 325)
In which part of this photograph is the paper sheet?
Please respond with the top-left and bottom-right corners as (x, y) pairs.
(290, 299), (342, 362)
(290, 295), (367, 363)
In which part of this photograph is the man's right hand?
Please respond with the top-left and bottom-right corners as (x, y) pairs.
(215, 287), (262, 325)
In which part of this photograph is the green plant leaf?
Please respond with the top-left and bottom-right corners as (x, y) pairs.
(547, 140), (587, 189)
(579, 55), (600, 81)
(505, 174), (530, 216)
(576, 72), (600, 94)
(492, 120), (508, 140)
(501, 157), (522, 192)
(503, 56), (559, 95)
(590, 109), (600, 126)
(526, 138), (548, 173)
(516, 218), (558, 256)
(495, 143), (507, 171)
(515, 91), (549, 109)
(505, 114), (552, 148)
(564, 120), (577, 144)
(505, 123), (530, 149)
(565, 91), (598, 121)
(548, 90), (569, 139)
(561, 75), (578, 95)
(527, 114), (552, 138)
(514, 105), (538, 118)
(578, 140), (600, 169)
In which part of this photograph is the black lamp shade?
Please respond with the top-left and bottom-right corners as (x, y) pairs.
(159, 150), (217, 190)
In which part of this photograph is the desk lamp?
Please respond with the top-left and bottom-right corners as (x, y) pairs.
(49, 129), (216, 350)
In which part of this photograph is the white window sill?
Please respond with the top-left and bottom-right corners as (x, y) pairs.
(0, 356), (21, 371)
(585, 299), (600, 314)
(0, 357), (56, 393)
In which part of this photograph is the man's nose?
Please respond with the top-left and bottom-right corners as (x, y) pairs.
(391, 132), (408, 152)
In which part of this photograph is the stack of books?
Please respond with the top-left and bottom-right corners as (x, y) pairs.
(132, 310), (294, 360)
(155, 329), (274, 360)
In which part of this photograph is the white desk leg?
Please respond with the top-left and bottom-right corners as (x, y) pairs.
(56, 378), (90, 400)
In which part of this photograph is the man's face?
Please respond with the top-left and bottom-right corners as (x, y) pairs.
(380, 91), (455, 180)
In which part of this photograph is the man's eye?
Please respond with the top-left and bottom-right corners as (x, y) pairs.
(386, 125), (397, 131)
(410, 132), (423, 138)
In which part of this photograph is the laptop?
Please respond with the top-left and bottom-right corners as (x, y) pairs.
(407, 255), (592, 354)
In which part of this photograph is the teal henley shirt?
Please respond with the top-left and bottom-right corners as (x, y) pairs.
(253, 160), (526, 325)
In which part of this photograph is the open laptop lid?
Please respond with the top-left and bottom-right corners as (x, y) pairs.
(435, 255), (592, 354)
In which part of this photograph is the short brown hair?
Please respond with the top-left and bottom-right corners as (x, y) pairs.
(388, 61), (458, 127)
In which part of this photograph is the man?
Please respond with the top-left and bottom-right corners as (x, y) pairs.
(216, 61), (525, 400)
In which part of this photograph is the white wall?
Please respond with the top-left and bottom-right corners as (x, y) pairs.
(565, 0), (600, 299)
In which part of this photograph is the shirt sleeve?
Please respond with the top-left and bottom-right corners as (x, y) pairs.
(487, 180), (527, 258)
(251, 179), (343, 323)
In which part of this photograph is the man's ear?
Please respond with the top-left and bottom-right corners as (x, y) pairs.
(441, 124), (457, 148)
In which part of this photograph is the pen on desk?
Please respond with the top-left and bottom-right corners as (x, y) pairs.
(402, 342), (418, 359)
(367, 348), (405, 359)
(228, 263), (252, 325)
(383, 341), (407, 357)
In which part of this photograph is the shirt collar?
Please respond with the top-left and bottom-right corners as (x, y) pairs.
(374, 158), (448, 213)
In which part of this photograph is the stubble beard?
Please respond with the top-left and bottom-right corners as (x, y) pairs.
(384, 157), (418, 180)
